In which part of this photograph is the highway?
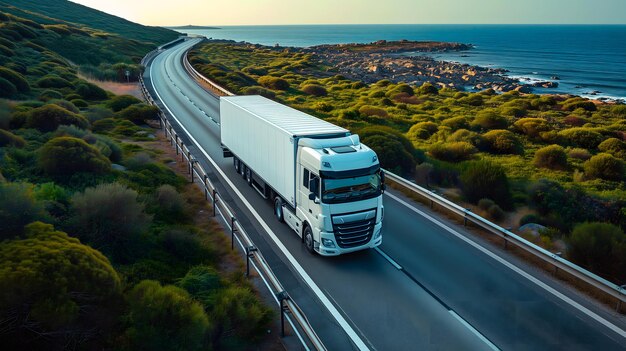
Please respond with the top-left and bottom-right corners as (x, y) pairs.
(145, 37), (626, 350)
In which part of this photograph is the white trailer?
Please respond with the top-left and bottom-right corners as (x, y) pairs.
(221, 95), (384, 255)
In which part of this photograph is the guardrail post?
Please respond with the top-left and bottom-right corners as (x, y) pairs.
(553, 252), (562, 276)
(189, 160), (197, 182)
(276, 291), (290, 337)
(175, 135), (179, 155)
(245, 246), (257, 277)
(231, 217), (237, 250)
(464, 208), (471, 227)
(212, 190), (217, 216)
(203, 175), (208, 199)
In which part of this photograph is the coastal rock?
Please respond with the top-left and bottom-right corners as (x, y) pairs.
(515, 85), (533, 93)
(532, 81), (559, 88)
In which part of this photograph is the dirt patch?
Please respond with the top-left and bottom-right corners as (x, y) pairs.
(80, 74), (144, 99)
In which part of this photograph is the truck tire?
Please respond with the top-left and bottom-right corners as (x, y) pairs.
(240, 164), (246, 178)
(274, 197), (285, 223)
(234, 157), (240, 173)
(245, 167), (252, 186)
(303, 225), (315, 254)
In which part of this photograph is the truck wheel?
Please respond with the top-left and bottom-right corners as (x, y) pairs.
(234, 158), (240, 173)
(240, 164), (246, 178)
(245, 167), (252, 186)
(274, 197), (285, 223)
(303, 226), (315, 254)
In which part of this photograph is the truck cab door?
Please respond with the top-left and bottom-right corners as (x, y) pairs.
(298, 167), (311, 219)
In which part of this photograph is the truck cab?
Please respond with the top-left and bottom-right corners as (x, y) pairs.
(295, 135), (384, 255)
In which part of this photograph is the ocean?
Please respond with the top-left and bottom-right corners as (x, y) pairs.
(175, 25), (626, 100)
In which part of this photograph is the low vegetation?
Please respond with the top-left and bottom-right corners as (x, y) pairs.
(0, 9), (271, 350)
(189, 41), (626, 283)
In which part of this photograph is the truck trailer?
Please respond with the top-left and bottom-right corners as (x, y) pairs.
(220, 95), (384, 255)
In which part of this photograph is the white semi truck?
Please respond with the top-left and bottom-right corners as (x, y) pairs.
(220, 95), (385, 256)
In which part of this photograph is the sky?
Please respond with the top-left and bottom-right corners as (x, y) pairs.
(70, 0), (626, 26)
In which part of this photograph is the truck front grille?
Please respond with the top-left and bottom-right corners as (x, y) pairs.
(332, 209), (376, 248)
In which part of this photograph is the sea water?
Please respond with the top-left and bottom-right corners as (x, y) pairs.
(176, 24), (626, 100)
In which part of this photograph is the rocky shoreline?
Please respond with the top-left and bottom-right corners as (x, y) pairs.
(304, 40), (557, 93)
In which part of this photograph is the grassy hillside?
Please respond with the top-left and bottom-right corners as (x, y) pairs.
(0, 0), (178, 45)
(0, 9), (271, 351)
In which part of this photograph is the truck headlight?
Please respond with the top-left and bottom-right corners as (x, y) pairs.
(322, 238), (336, 248)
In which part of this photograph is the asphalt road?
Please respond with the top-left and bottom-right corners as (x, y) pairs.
(146, 38), (626, 350)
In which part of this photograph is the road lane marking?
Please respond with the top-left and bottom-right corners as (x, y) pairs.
(449, 311), (500, 351)
(374, 247), (402, 270)
(386, 192), (626, 340)
(149, 45), (370, 351)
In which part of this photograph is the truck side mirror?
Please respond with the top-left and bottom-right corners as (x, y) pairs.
(380, 170), (385, 183)
(381, 183), (386, 193)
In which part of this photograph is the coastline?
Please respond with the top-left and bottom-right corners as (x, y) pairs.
(176, 24), (626, 102)
(209, 38), (624, 103)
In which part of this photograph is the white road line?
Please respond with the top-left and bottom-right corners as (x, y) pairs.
(374, 247), (402, 270)
(150, 45), (370, 351)
(386, 192), (626, 340)
(449, 311), (500, 351)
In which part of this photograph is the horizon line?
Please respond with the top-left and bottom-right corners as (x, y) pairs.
(162, 23), (626, 27)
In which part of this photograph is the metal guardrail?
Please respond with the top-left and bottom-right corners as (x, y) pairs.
(182, 48), (235, 97)
(139, 62), (327, 350)
(181, 46), (626, 313)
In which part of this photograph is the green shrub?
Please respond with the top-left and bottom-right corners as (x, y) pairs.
(429, 142), (477, 162)
(76, 82), (108, 100)
(478, 198), (495, 211)
(0, 67), (29, 92)
(84, 106), (114, 123)
(301, 84), (327, 96)
(563, 100), (596, 111)
(583, 153), (625, 181)
(533, 145), (568, 170)
(460, 160), (512, 209)
(359, 126), (421, 175)
(70, 183), (150, 255)
(358, 105), (388, 117)
(458, 94), (484, 106)
(257, 75), (289, 90)
(514, 117), (549, 138)
(500, 106), (526, 117)
(441, 116), (469, 130)
(598, 138), (626, 160)
(567, 148), (591, 161)
(482, 129), (523, 154)
(125, 280), (210, 351)
(417, 82), (438, 95)
(0, 183), (46, 239)
(70, 98), (88, 108)
(0, 222), (121, 348)
(106, 94), (142, 112)
(36, 75), (72, 89)
(0, 129), (26, 147)
(151, 184), (188, 222)
(558, 128), (604, 149)
(0, 77), (17, 98)
(611, 105), (626, 118)
(211, 286), (273, 346)
(39, 89), (64, 101)
(487, 204), (505, 221)
(568, 222), (625, 281)
(24, 104), (89, 132)
(519, 214), (544, 226)
(38, 137), (111, 176)
(447, 129), (484, 147)
(50, 99), (80, 113)
(407, 125), (432, 141)
(240, 85), (275, 99)
(472, 110), (508, 130)
(388, 83), (415, 96)
(116, 103), (159, 124)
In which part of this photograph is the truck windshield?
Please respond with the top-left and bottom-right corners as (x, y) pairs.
(322, 170), (381, 204)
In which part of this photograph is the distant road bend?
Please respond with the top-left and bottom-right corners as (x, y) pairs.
(145, 37), (626, 350)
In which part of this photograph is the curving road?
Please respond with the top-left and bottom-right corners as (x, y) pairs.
(145, 38), (626, 350)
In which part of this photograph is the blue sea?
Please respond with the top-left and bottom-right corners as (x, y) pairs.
(175, 25), (626, 100)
